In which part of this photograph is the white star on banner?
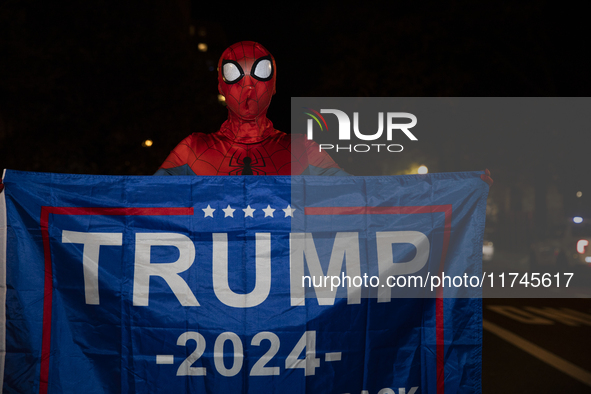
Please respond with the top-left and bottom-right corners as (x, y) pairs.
(222, 205), (236, 218)
(202, 205), (215, 218)
(263, 205), (276, 218)
(243, 205), (256, 218)
(283, 205), (296, 217)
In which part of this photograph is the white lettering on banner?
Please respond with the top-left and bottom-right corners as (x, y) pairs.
(133, 233), (199, 306)
(289, 232), (361, 306)
(378, 389), (395, 394)
(377, 231), (430, 303)
(61, 230), (123, 305)
(170, 330), (342, 378)
(176, 331), (206, 376)
(212, 232), (271, 308)
(214, 332), (244, 377)
(285, 330), (320, 376)
(250, 332), (281, 376)
(350, 388), (418, 394)
(59, 230), (431, 307)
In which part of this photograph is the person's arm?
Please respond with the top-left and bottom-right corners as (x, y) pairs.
(303, 138), (350, 176)
(153, 135), (198, 176)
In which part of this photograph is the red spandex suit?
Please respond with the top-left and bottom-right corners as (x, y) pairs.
(154, 41), (348, 176)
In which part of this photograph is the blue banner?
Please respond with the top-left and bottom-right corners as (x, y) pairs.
(0, 170), (488, 394)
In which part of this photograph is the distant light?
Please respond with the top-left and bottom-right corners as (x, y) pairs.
(417, 165), (428, 174)
(576, 191), (583, 198)
(217, 94), (226, 103)
(142, 139), (153, 147)
(482, 241), (494, 261)
(198, 43), (208, 52)
(577, 239), (589, 254)
(586, 256), (591, 263)
(573, 216), (583, 224)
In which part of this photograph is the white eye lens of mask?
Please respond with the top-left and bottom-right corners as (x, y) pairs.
(223, 63), (241, 82)
(253, 59), (272, 79)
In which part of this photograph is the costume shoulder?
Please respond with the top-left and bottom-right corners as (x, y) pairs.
(154, 133), (215, 176)
(291, 134), (350, 176)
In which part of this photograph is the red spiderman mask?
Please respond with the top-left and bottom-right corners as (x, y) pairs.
(155, 41), (345, 176)
(218, 41), (276, 119)
(217, 41), (277, 142)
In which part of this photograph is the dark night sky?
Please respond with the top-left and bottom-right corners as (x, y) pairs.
(0, 0), (589, 214)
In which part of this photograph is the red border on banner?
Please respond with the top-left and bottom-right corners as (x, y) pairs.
(305, 205), (452, 394)
(38, 207), (193, 394)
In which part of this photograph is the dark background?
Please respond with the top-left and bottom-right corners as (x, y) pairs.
(1, 2), (590, 255)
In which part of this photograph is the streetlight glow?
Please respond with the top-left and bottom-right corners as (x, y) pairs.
(417, 165), (428, 174)
(142, 139), (153, 147)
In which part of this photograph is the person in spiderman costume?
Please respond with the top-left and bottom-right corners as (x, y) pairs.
(154, 41), (348, 176)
